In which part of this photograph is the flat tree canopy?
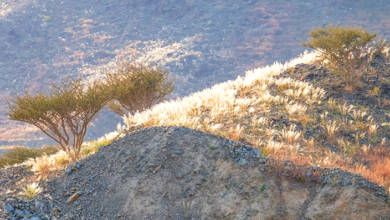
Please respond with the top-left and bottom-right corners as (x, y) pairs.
(8, 79), (111, 159)
(106, 63), (174, 116)
(303, 25), (382, 90)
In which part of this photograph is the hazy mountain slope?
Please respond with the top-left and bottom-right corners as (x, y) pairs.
(2, 0), (390, 147)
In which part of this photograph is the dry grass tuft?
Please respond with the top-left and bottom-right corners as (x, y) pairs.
(21, 130), (122, 179)
(228, 125), (244, 141)
(324, 121), (339, 143)
(19, 182), (42, 200)
(25, 150), (72, 179)
(279, 125), (302, 145)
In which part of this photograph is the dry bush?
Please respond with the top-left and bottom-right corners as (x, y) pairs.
(303, 25), (386, 90)
(324, 120), (339, 144)
(279, 125), (302, 145)
(26, 150), (73, 179)
(353, 146), (390, 191)
(8, 78), (111, 159)
(19, 183), (42, 200)
(228, 124), (244, 141)
(105, 63), (174, 116)
(27, 154), (53, 179)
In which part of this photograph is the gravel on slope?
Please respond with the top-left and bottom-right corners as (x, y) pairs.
(1, 127), (387, 219)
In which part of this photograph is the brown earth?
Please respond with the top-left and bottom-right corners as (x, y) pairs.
(9, 126), (384, 220)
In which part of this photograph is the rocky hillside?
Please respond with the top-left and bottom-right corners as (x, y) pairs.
(1, 127), (389, 219)
(2, 0), (390, 147)
(118, 50), (390, 194)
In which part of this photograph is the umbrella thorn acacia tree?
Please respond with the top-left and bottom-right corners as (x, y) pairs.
(105, 63), (174, 116)
(8, 78), (112, 160)
(303, 25), (387, 90)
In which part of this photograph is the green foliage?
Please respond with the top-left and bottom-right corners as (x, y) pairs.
(303, 25), (385, 90)
(0, 146), (58, 169)
(105, 63), (174, 116)
(260, 147), (269, 157)
(8, 78), (112, 159)
(208, 145), (217, 150)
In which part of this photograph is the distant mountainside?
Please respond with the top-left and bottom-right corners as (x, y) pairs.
(1, 0), (390, 147)
(0, 30), (389, 219)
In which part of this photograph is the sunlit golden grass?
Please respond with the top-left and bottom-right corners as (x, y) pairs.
(279, 125), (302, 145)
(19, 182), (42, 200)
(227, 124), (244, 141)
(121, 51), (390, 192)
(324, 120), (339, 143)
(22, 130), (123, 179)
(25, 150), (72, 179)
(81, 130), (123, 156)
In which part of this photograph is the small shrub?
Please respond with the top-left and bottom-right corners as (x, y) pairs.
(27, 154), (52, 179)
(19, 183), (42, 200)
(8, 78), (112, 159)
(105, 62), (174, 116)
(279, 125), (302, 145)
(303, 25), (385, 90)
(0, 146), (58, 169)
(26, 150), (72, 178)
(228, 124), (244, 141)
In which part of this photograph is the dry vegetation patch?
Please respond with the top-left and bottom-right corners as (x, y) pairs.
(0, 146), (58, 169)
(122, 52), (390, 193)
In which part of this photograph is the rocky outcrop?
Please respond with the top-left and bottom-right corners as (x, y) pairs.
(32, 127), (390, 219)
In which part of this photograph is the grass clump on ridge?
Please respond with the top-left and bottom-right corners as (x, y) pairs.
(80, 130), (123, 156)
(22, 130), (122, 179)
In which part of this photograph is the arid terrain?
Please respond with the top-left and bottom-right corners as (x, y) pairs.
(1, 127), (389, 219)
(1, 2), (390, 219)
(1, 0), (390, 147)
(0, 49), (389, 219)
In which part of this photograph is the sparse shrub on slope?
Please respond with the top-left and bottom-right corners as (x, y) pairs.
(105, 62), (174, 116)
(303, 25), (387, 90)
(121, 52), (390, 192)
(8, 78), (112, 160)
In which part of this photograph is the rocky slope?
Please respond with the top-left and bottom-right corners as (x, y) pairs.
(2, 0), (390, 147)
(3, 127), (388, 219)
